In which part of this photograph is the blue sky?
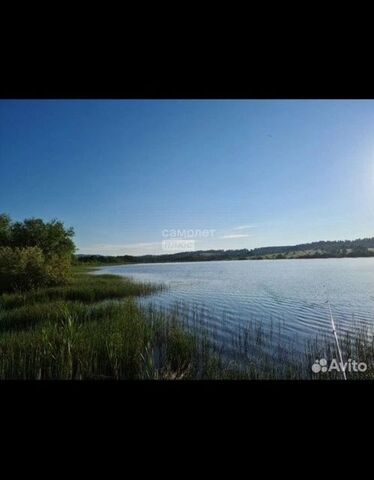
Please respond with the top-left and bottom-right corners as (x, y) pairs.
(1, 99), (374, 255)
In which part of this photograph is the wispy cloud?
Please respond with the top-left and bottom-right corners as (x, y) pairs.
(220, 234), (251, 239)
(233, 225), (256, 231)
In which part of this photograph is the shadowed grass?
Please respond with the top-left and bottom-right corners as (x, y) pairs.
(0, 272), (161, 310)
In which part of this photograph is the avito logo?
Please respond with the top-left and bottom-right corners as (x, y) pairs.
(312, 358), (367, 374)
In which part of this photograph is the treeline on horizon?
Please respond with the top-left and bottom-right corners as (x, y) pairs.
(76, 237), (374, 264)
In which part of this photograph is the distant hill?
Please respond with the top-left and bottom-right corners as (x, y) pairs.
(76, 237), (374, 264)
(247, 237), (374, 259)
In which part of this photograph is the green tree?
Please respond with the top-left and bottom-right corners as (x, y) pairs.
(10, 217), (75, 258)
(350, 246), (369, 257)
(0, 213), (12, 246)
(0, 214), (75, 292)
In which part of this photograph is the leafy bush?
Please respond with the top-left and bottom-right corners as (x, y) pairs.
(0, 246), (73, 292)
(0, 213), (75, 292)
(44, 253), (72, 286)
(0, 246), (47, 291)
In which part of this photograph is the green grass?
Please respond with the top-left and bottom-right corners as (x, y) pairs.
(0, 271), (161, 309)
(0, 267), (373, 380)
(0, 268), (233, 379)
(0, 298), (235, 380)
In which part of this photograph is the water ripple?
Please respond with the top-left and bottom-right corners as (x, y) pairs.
(99, 259), (374, 354)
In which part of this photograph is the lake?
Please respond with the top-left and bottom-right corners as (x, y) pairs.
(98, 258), (374, 361)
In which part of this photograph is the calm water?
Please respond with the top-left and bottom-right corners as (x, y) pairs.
(98, 259), (374, 355)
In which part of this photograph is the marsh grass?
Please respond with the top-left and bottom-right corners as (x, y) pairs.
(0, 300), (232, 380)
(0, 268), (373, 380)
(140, 300), (374, 379)
(0, 270), (231, 379)
(225, 318), (374, 379)
(0, 272), (160, 310)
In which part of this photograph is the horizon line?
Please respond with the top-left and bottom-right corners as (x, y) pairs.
(77, 234), (374, 257)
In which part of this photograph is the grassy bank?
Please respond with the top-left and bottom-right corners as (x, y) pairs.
(0, 268), (234, 379)
(0, 268), (373, 379)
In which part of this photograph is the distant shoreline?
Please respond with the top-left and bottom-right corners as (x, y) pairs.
(79, 255), (374, 268)
(77, 236), (374, 266)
